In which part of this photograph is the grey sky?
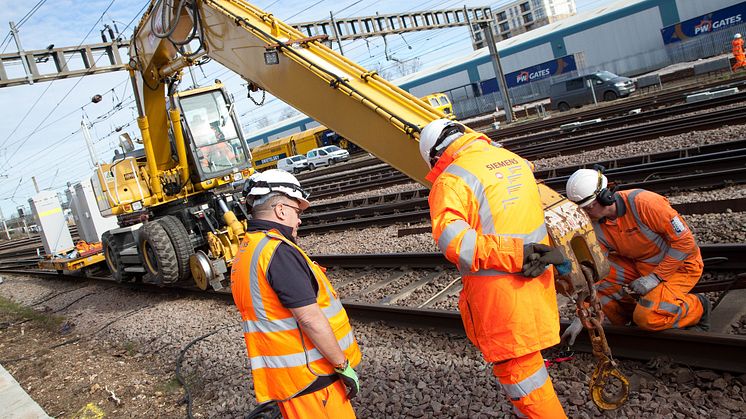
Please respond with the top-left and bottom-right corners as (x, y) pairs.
(0, 0), (613, 219)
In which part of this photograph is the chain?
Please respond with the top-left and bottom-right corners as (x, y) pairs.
(575, 265), (630, 411)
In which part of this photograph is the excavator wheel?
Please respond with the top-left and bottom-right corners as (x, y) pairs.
(102, 232), (133, 283)
(158, 215), (195, 282)
(139, 221), (179, 285)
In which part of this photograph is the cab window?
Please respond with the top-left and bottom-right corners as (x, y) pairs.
(429, 98), (439, 106)
(438, 96), (450, 105)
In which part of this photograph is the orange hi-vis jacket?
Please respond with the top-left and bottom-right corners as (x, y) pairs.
(733, 38), (745, 57)
(593, 189), (702, 282)
(230, 229), (362, 403)
(427, 133), (560, 361)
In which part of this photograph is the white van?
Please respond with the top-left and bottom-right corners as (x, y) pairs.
(306, 146), (350, 169)
(277, 155), (309, 174)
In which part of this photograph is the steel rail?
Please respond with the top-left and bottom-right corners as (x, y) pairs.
(500, 90), (746, 148)
(311, 244), (746, 271)
(486, 77), (746, 138)
(510, 106), (746, 159)
(343, 302), (746, 373)
(300, 146), (746, 232)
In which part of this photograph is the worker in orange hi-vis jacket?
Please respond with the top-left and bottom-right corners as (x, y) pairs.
(562, 169), (710, 346)
(421, 118), (568, 419)
(733, 33), (746, 71)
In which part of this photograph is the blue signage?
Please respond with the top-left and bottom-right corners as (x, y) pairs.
(661, 2), (746, 44)
(480, 55), (578, 93)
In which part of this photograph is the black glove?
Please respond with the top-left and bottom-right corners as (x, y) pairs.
(522, 243), (565, 278)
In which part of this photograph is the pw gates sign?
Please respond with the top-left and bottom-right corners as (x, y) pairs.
(481, 55), (577, 94)
(661, 2), (746, 44)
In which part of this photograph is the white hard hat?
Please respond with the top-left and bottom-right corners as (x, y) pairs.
(565, 169), (607, 207)
(419, 118), (465, 168)
(736, 33), (742, 39)
(243, 169), (310, 210)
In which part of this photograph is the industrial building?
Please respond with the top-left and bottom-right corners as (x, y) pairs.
(248, 0), (746, 147)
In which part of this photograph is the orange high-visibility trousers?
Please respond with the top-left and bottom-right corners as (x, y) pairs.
(597, 255), (703, 330)
(492, 351), (566, 419)
(734, 54), (746, 71)
(277, 380), (355, 419)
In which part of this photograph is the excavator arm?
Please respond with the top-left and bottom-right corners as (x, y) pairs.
(131, 0), (456, 187)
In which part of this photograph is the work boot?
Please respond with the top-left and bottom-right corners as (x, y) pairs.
(692, 294), (711, 331)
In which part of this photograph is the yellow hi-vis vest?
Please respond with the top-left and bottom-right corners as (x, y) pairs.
(230, 229), (362, 403)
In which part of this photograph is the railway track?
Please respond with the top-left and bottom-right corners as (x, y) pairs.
(498, 89), (746, 147)
(1, 265), (744, 374)
(482, 76), (746, 138)
(299, 142), (746, 232)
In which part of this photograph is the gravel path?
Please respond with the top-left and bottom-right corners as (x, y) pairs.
(2, 274), (745, 418)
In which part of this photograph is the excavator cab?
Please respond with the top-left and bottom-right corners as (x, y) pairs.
(175, 85), (252, 183)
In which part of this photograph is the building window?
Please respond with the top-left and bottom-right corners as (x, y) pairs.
(500, 22), (510, 32)
(497, 11), (507, 21)
(524, 12), (533, 23)
(520, 2), (530, 13)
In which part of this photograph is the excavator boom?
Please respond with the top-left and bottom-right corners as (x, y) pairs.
(132, 0), (458, 187)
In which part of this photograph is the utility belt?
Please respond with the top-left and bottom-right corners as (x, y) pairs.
(295, 374), (339, 398)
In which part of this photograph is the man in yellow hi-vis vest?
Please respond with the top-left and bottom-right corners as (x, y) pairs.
(231, 169), (362, 418)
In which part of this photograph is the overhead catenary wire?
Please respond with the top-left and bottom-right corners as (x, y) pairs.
(0, 0), (120, 165)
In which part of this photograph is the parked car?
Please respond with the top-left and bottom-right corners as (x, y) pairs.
(306, 145), (350, 169)
(277, 154), (309, 174)
(549, 71), (636, 112)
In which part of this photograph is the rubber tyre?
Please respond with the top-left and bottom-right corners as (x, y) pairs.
(604, 91), (618, 101)
(558, 102), (570, 112)
(309, 163), (315, 170)
(157, 215), (194, 282)
(139, 221), (179, 285)
(102, 231), (133, 283)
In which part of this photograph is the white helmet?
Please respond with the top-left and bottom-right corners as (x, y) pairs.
(419, 118), (465, 168)
(243, 169), (310, 210)
(735, 33), (742, 39)
(565, 169), (608, 207)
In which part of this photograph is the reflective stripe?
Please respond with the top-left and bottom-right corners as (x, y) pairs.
(658, 301), (681, 316)
(626, 190), (669, 265)
(673, 300), (689, 329)
(250, 329), (355, 370)
(443, 164), (496, 234)
(501, 364), (549, 400)
(666, 247), (689, 261)
(499, 223), (548, 244)
(597, 281), (616, 292)
(249, 236), (273, 320)
(638, 298), (654, 309)
(242, 302), (345, 334)
(243, 317), (296, 334)
(437, 220), (471, 255)
(459, 229), (477, 270)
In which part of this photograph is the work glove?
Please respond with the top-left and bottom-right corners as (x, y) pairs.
(521, 243), (567, 278)
(335, 360), (360, 400)
(626, 273), (661, 297)
(559, 317), (583, 347)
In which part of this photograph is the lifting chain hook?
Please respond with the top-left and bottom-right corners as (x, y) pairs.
(576, 265), (630, 411)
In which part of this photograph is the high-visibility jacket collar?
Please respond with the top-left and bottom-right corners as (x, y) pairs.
(425, 133), (490, 183)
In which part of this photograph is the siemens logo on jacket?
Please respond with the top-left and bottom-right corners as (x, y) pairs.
(485, 159), (519, 170)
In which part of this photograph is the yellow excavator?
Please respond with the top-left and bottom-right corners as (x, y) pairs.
(95, 0), (626, 408)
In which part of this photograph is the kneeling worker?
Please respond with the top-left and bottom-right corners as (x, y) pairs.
(562, 169), (709, 344)
(421, 118), (568, 418)
(231, 169), (361, 418)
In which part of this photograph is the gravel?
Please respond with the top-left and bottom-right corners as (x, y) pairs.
(532, 123), (746, 171)
(2, 274), (745, 418)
